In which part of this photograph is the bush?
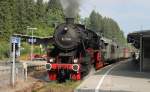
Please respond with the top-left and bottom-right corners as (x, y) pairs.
(0, 41), (10, 59)
(20, 43), (31, 55)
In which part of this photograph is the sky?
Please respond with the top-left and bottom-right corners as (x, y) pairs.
(79, 0), (150, 36)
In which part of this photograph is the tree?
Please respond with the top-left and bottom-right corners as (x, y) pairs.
(47, 0), (63, 12)
(96, 13), (103, 34)
(0, 0), (13, 41)
(89, 10), (103, 34)
(87, 10), (126, 45)
(36, 0), (45, 22)
(80, 17), (90, 28)
(89, 10), (98, 31)
(25, 0), (36, 26)
(46, 0), (64, 26)
(12, 0), (29, 34)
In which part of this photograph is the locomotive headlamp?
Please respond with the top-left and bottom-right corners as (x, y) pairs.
(49, 58), (54, 63)
(72, 64), (79, 72)
(73, 59), (78, 63)
(46, 63), (52, 70)
(64, 27), (68, 31)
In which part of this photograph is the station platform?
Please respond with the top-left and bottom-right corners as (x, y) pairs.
(75, 59), (150, 92)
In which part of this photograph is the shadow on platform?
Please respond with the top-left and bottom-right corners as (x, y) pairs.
(109, 59), (150, 79)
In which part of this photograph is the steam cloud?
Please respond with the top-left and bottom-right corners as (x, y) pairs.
(60, 0), (81, 18)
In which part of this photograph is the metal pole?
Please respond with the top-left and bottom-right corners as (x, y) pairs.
(40, 44), (42, 55)
(23, 62), (27, 81)
(27, 27), (37, 61)
(11, 42), (15, 87)
(140, 35), (143, 72)
(31, 29), (33, 61)
(25, 65), (27, 80)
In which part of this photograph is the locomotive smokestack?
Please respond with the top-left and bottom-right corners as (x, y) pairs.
(65, 18), (74, 24)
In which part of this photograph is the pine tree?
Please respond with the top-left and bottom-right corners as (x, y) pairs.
(0, 0), (13, 41)
(36, 0), (46, 22)
(96, 13), (103, 34)
(46, 0), (64, 26)
(13, 0), (27, 34)
(24, 0), (36, 26)
(88, 10), (126, 45)
(89, 10), (103, 34)
(47, 0), (63, 11)
(89, 10), (97, 31)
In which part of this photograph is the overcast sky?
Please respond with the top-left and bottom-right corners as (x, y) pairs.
(79, 0), (150, 36)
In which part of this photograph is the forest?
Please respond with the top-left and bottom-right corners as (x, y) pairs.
(0, 0), (126, 59)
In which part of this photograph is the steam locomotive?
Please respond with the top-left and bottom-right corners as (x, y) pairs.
(46, 18), (104, 82)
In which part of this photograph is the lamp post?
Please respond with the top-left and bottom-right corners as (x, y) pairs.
(27, 26), (37, 61)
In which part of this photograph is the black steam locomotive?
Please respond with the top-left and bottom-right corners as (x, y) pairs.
(46, 18), (104, 82)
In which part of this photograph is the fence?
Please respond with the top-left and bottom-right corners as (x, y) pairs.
(27, 61), (47, 72)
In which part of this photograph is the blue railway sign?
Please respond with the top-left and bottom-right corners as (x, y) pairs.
(11, 37), (21, 44)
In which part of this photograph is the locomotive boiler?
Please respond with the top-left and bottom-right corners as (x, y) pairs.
(46, 18), (104, 82)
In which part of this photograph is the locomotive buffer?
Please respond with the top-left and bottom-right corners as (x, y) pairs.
(75, 59), (150, 92)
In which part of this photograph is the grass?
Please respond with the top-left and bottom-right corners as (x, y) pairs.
(34, 80), (81, 92)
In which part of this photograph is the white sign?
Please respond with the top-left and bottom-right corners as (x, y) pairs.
(28, 38), (36, 43)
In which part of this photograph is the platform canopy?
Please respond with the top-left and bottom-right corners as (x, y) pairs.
(13, 34), (53, 45)
(127, 30), (150, 49)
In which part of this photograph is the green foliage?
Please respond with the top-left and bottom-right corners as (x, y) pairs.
(21, 43), (44, 55)
(0, 0), (64, 59)
(89, 10), (103, 33)
(27, 23), (55, 37)
(84, 10), (126, 45)
(46, 0), (64, 26)
(80, 17), (90, 28)
(0, 0), (13, 41)
(0, 41), (9, 59)
(20, 43), (30, 55)
(0, 0), (64, 37)
(36, 0), (46, 22)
